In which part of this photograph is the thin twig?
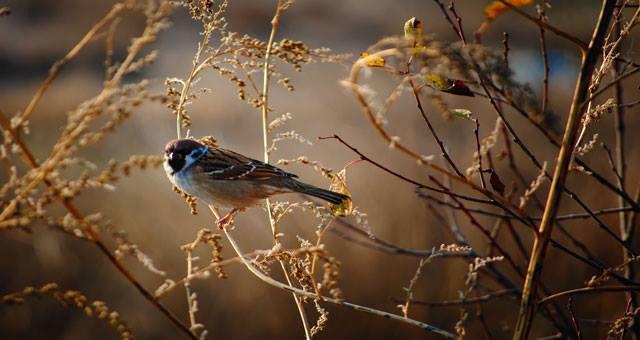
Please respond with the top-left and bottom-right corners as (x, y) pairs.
(410, 81), (464, 178)
(567, 298), (583, 340)
(538, 1), (550, 115)
(538, 286), (640, 305)
(495, 0), (588, 50)
(400, 289), (517, 307)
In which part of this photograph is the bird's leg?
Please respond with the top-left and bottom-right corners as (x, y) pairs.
(216, 208), (239, 230)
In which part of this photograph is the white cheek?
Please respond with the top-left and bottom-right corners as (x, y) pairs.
(183, 155), (198, 170)
(163, 162), (176, 181)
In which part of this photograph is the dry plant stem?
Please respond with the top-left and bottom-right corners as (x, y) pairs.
(513, 1), (618, 338)
(309, 219), (334, 298)
(476, 59), (636, 256)
(156, 246), (325, 299)
(403, 289), (517, 307)
(612, 11), (638, 337)
(259, 2), (311, 338)
(185, 252), (198, 332)
(214, 208), (458, 339)
(1, 3), (171, 223)
(409, 81), (464, 178)
(501, 130), (619, 271)
(487, 48), (639, 214)
(350, 51), (532, 226)
(494, 79), (640, 214)
(430, 178), (522, 277)
(183, 236), (202, 334)
(538, 286), (640, 305)
(419, 192), (634, 221)
(0, 4), (196, 333)
(448, 1), (467, 44)
(495, 0), (588, 51)
(156, 255), (243, 299)
(318, 136), (494, 206)
(538, 1), (550, 115)
(174, 33), (218, 138)
(628, 186), (640, 240)
(0, 109), (196, 339)
(15, 3), (125, 128)
(332, 217), (473, 258)
(567, 298), (583, 340)
(431, 0), (463, 41)
(320, 133), (528, 232)
(472, 119), (487, 189)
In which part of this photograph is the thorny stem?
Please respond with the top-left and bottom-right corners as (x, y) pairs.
(513, 1), (618, 338)
(260, 1), (312, 338)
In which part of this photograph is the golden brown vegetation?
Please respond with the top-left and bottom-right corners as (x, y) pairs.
(2, 0), (640, 339)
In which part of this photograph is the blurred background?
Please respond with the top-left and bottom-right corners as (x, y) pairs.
(1, 0), (639, 338)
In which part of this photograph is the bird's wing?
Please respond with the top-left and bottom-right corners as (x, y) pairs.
(198, 147), (297, 181)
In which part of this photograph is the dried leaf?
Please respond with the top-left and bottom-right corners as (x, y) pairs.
(359, 52), (385, 67)
(403, 17), (424, 47)
(484, 0), (534, 20)
(424, 74), (474, 97)
(489, 171), (505, 195)
(329, 169), (353, 216)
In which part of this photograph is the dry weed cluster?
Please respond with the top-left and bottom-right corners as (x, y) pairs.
(2, 0), (640, 339)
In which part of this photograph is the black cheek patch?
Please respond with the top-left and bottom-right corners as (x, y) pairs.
(169, 156), (186, 173)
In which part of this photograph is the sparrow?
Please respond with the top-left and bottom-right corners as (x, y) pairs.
(163, 138), (350, 227)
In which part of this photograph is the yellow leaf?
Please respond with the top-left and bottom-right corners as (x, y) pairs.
(450, 109), (473, 119)
(359, 52), (385, 67)
(425, 74), (453, 91)
(329, 169), (352, 217)
(484, 0), (534, 20)
(403, 17), (424, 47)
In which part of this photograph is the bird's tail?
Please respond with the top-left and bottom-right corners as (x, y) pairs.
(288, 180), (350, 205)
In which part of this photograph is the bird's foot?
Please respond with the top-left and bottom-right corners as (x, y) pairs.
(215, 208), (239, 230)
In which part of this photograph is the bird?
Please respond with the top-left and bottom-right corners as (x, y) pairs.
(163, 138), (350, 228)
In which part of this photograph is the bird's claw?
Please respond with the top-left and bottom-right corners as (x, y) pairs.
(215, 208), (238, 230)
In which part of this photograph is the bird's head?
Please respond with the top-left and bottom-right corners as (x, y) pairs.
(164, 139), (208, 175)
